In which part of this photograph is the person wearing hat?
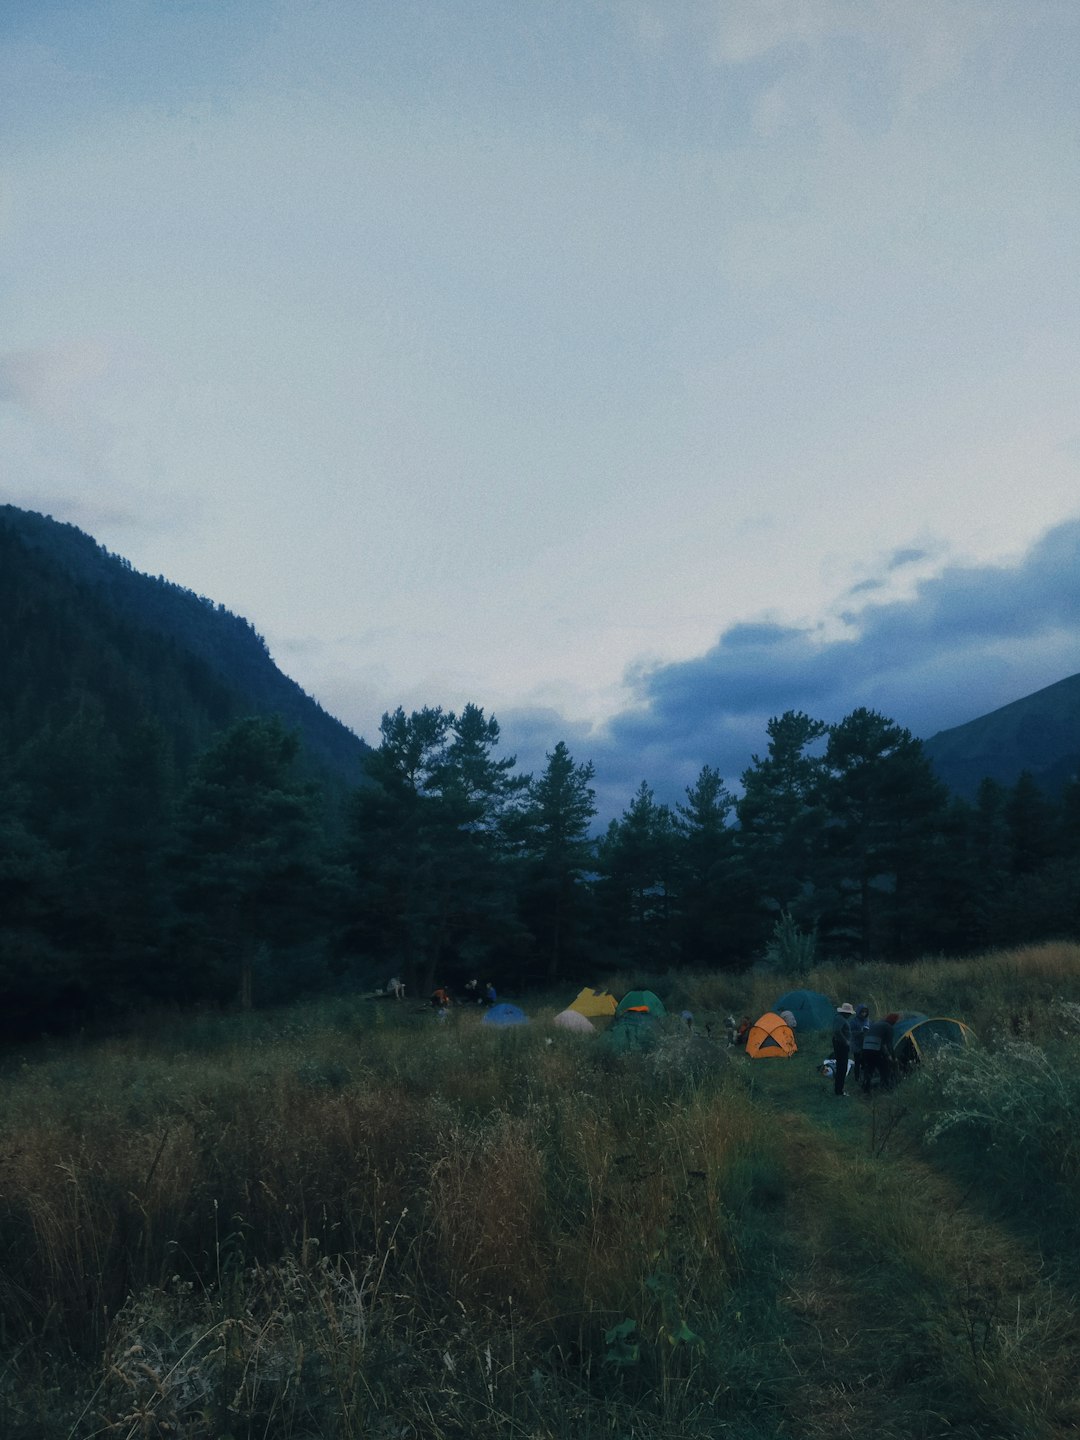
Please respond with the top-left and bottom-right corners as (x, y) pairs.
(831, 1003), (856, 1097)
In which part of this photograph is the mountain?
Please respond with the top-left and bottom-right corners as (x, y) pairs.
(0, 504), (370, 793)
(0, 505), (381, 1032)
(922, 672), (1080, 799)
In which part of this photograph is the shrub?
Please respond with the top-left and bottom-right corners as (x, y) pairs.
(920, 1001), (1080, 1243)
(763, 910), (817, 976)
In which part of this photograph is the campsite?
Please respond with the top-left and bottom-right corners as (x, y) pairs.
(2, 942), (1079, 1439)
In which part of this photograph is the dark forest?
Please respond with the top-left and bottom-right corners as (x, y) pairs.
(4, 507), (1080, 1035)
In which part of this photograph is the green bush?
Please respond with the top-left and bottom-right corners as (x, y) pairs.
(920, 1002), (1080, 1244)
(763, 910), (817, 976)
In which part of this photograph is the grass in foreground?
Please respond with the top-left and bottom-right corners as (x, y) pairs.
(1, 941), (1079, 1438)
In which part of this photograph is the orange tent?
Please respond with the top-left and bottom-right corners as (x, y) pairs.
(745, 1011), (798, 1058)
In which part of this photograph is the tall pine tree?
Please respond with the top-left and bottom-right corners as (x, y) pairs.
(171, 716), (328, 1007)
(519, 741), (597, 981)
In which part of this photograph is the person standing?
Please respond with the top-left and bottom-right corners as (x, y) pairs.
(832, 1003), (855, 1096)
(850, 1004), (870, 1083)
(860, 1013), (896, 1092)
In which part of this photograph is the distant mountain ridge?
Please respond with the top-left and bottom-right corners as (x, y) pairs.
(0, 504), (370, 790)
(8, 503), (1079, 810)
(922, 672), (1080, 798)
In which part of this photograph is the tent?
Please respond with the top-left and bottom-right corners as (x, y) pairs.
(604, 1010), (662, 1053)
(745, 1011), (798, 1058)
(482, 1003), (529, 1028)
(568, 987), (618, 1019)
(774, 989), (835, 1032)
(554, 1007), (594, 1033)
(615, 990), (667, 1018)
(892, 1015), (973, 1070)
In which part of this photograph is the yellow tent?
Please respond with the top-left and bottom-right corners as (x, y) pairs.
(745, 1011), (798, 1058)
(568, 987), (618, 1019)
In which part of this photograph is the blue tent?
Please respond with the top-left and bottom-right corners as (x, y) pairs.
(482, 1002), (529, 1028)
(774, 989), (836, 1032)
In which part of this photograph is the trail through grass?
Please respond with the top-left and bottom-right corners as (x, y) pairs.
(737, 1046), (1080, 1439)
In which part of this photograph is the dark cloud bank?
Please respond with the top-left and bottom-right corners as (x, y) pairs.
(504, 518), (1080, 821)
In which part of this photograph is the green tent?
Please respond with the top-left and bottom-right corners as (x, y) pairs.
(773, 988), (835, 1032)
(615, 989), (667, 1018)
(604, 1010), (662, 1053)
(893, 1015), (973, 1072)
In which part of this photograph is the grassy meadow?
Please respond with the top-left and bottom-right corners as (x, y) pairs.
(2, 943), (1080, 1439)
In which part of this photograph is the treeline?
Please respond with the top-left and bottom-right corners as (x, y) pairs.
(4, 684), (1080, 1036)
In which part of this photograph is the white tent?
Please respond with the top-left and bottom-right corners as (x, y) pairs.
(554, 1008), (594, 1033)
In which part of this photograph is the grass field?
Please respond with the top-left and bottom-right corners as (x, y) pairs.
(2, 942), (1079, 1438)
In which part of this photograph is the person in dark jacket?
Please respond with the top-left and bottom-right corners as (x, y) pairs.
(850, 1004), (870, 1083)
(831, 1002), (856, 1096)
(860, 1014), (896, 1091)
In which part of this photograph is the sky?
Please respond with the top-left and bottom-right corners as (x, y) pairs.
(3, 0), (1080, 819)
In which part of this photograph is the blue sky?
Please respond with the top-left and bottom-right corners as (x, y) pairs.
(3, 1), (1079, 818)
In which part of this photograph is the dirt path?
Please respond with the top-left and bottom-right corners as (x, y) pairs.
(739, 1059), (1080, 1439)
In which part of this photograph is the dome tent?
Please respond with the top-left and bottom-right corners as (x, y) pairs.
(554, 1008), (594, 1033)
(773, 989), (835, 1032)
(745, 1011), (798, 1058)
(604, 1009), (662, 1054)
(482, 1003), (529, 1028)
(893, 1015), (973, 1069)
(615, 990), (667, 1018)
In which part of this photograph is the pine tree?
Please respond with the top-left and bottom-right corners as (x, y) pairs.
(519, 741), (597, 980)
(675, 765), (755, 967)
(171, 716), (328, 1008)
(596, 782), (677, 963)
(821, 708), (948, 960)
(1004, 771), (1059, 876)
(737, 711), (828, 933)
(346, 704), (527, 997)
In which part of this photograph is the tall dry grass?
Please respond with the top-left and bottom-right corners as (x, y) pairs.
(806, 939), (1080, 1031)
(3, 943), (1080, 1437)
(1, 1006), (788, 1437)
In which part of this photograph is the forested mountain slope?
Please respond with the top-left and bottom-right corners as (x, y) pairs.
(0, 506), (371, 1032)
(923, 672), (1080, 799)
(0, 505), (369, 789)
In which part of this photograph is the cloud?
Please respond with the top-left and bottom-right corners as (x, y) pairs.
(0, 343), (203, 548)
(887, 546), (930, 570)
(542, 518), (1080, 815)
(614, 0), (996, 106)
(499, 703), (683, 830)
(0, 345), (110, 416)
